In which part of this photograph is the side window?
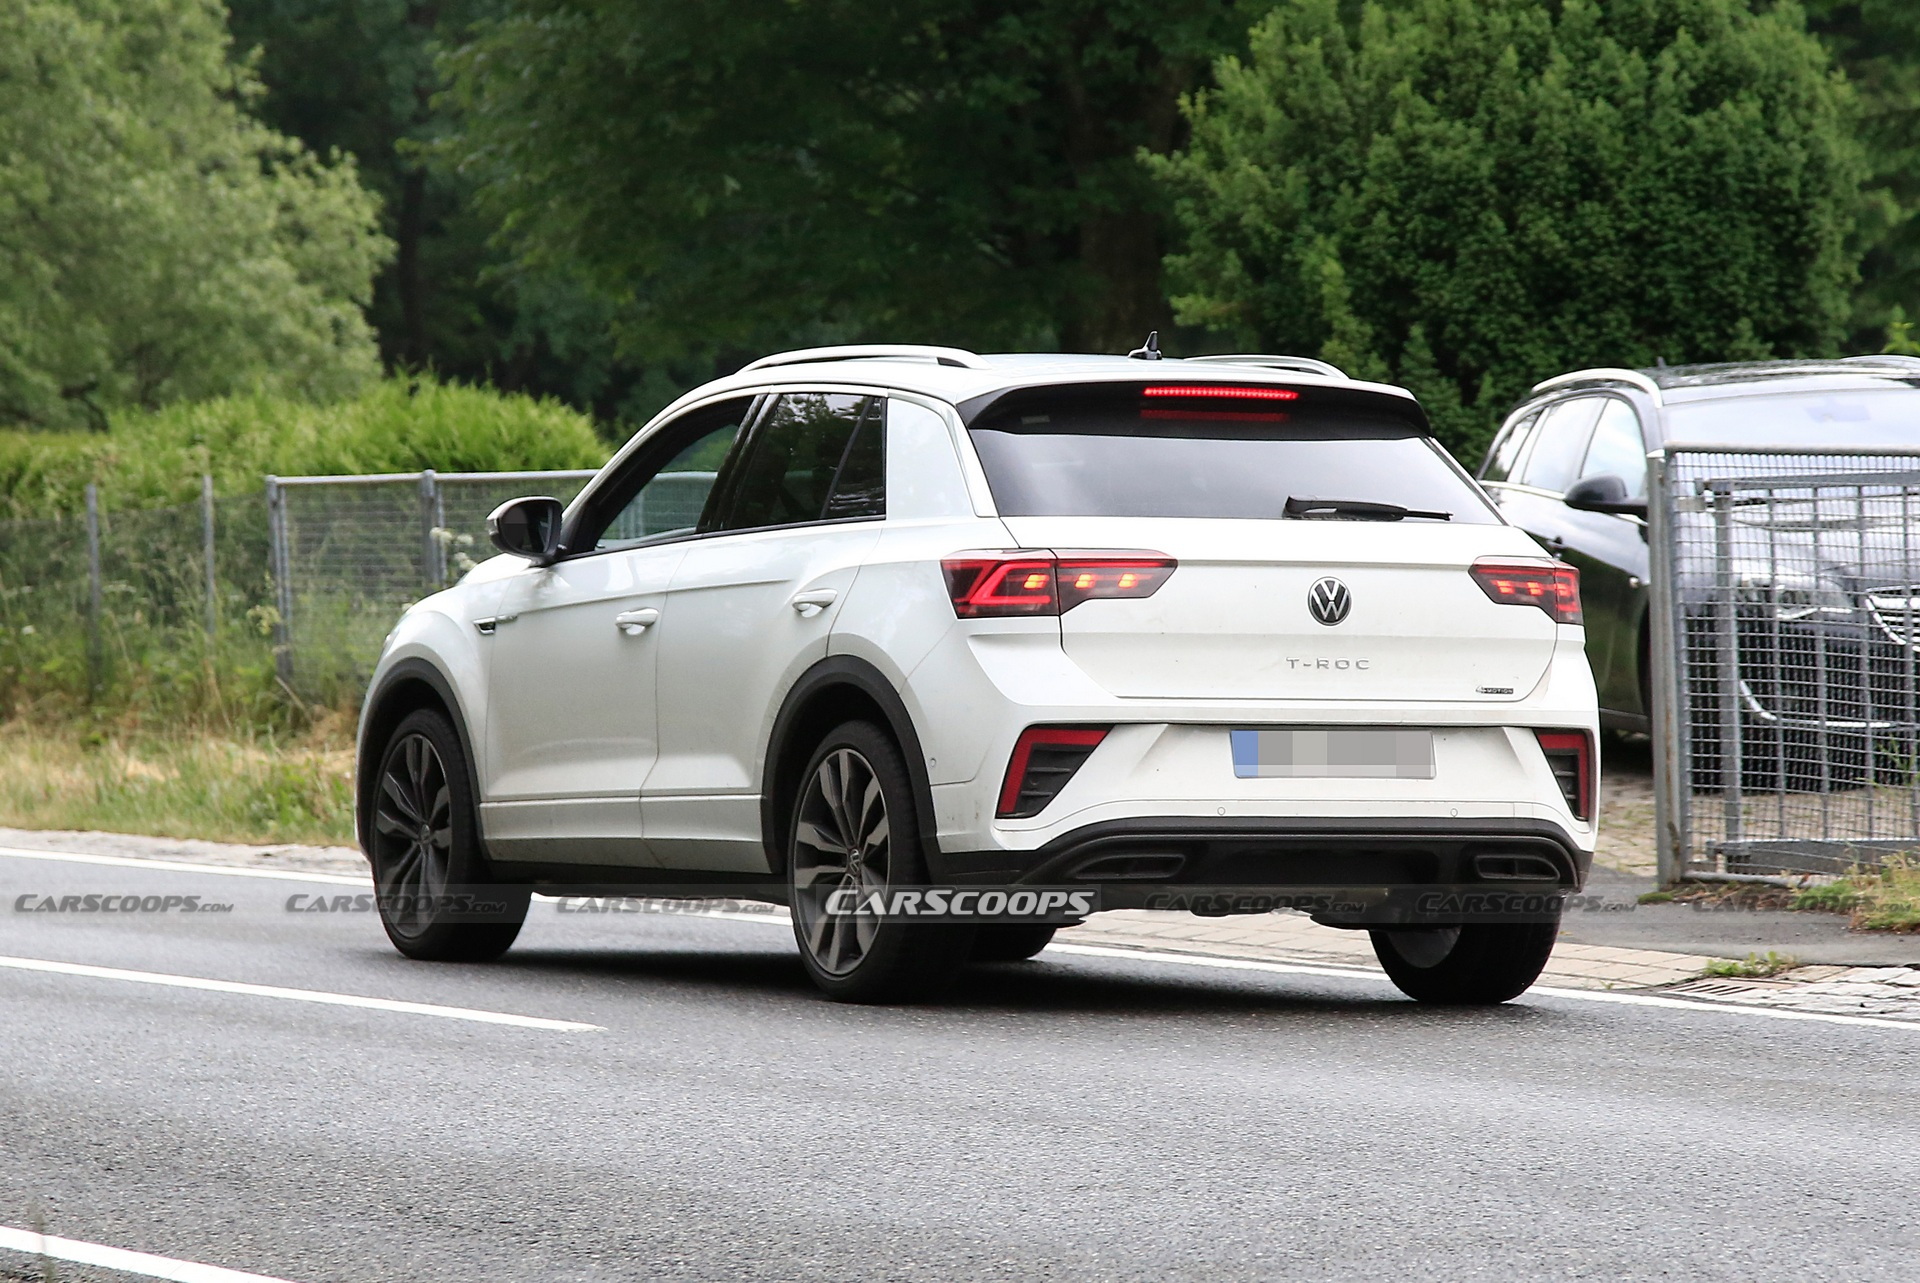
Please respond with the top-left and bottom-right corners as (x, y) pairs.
(1481, 409), (1539, 483)
(580, 398), (752, 552)
(822, 400), (885, 519)
(706, 392), (883, 532)
(1518, 397), (1605, 494)
(1578, 398), (1649, 499)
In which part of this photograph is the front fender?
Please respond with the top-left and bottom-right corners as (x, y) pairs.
(354, 583), (500, 857)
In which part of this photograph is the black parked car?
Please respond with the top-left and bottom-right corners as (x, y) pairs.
(1479, 357), (1920, 787)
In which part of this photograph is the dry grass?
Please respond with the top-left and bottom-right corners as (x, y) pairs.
(0, 713), (354, 846)
(1793, 858), (1920, 932)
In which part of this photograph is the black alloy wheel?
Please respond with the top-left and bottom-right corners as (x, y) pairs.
(369, 708), (528, 961)
(787, 721), (972, 1002)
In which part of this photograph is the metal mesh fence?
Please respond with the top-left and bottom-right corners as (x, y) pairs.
(270, 470), (597, 704)
(1653, 449), (1920, 877)
(0, 486), (273, 716)
(0, 468), (604, 718)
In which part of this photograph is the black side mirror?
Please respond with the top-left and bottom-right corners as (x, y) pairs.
(487, 496), (565, 562)
(1563, 474), (1649, 519)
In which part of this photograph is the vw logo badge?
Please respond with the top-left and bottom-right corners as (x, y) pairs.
(1308, 577), (1351, 626)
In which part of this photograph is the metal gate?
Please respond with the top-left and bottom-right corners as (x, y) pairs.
(1650, 448), (1920, 880)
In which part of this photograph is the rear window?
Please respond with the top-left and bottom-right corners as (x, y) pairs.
(963, 383), (1500, 524)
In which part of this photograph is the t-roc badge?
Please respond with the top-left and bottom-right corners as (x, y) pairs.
(1308, 577), (1351, 626)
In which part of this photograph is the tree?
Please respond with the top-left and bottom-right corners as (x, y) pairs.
(223, 0), (635, 424)
(1152, 0), (1866, 457)
(438, 0), (1264, 371)
(1805, 1), (1920, 346)
(0, 0), (389, 431)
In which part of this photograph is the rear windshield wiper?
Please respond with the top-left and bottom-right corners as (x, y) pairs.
(1283, 497), (1452, 522)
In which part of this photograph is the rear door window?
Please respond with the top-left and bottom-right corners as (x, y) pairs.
(705, 392), (884, 533)
(1577, 399), (1648, 499)
(1517, 397), (1605, 494)
(963, 383), (1500, 524)
(821, 401), (886, 519)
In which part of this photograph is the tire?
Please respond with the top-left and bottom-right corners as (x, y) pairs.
(786, 720), (973, 1003)
(368, 708), (529, 962)
(971, 923), (1059, 964)
(1370, 920), (1559, 1005)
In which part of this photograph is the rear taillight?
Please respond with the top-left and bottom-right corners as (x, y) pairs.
(998, 726), (1109, 818)
(941, 557), (1059, 616)
(1470, 560), (1582, 625)
(943, 552), (1175, 618)
(1535, 730), (1593, 821)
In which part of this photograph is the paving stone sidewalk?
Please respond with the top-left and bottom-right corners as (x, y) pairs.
(1064, 909), (1709, 990)
(1065, 909), (1920, 1020)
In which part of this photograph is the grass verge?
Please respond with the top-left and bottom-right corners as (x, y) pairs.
(0, 716), (353, 847)
(1791, 860), (1920, 932)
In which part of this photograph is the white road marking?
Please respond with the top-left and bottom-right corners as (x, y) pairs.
(0, 954), (603, 1032)
(0, 1226), (298, 1283)
(1048, 941), (1383, 983)
(1047, 941), (1920, 1033)
(0, 845), (369, 886)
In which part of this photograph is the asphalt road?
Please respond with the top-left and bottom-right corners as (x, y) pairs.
(3, 849), (1916, 1282)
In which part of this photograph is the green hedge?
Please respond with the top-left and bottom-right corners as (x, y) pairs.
(0, 376), (610, 517)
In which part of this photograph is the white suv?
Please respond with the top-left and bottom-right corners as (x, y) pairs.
(355, 345), (1599, 1003)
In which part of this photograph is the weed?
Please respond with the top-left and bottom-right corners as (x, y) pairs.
(1702, 951), (1801, 979)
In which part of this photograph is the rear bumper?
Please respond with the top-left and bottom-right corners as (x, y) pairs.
(930, 816), (1588, 926)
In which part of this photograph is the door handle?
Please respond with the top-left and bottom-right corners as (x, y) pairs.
(789, 589), (838, 617)
(614, 607), (660, 635)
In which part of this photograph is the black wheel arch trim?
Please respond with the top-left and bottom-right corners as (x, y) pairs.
(761, 655), (940, 878)
(357, 658), (488, 868)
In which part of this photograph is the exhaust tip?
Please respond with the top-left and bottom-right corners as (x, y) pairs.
(1071, 853), (1187, 882)
(1473, 853), (1563, 882)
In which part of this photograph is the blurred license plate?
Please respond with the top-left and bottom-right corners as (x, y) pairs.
(1230, 729), (1434, 779)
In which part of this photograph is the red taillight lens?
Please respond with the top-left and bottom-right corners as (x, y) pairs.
(1141, 385), (1300, 401)
(1470, 561), (1582, 625)
(998, 726), (1110, 818)
(1054, 557), (1177, 610)
(941, 557), (1058, 616)
(942, 552), (1176, 618)
(1535, 730), (1593, 821)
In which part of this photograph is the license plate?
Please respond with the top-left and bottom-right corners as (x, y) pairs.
(1230, 729), (1434, 779)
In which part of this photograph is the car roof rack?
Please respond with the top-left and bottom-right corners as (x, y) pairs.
(739, 344), (993, 372)
(1530, 367), (1664, 402)
(1185, 354), (1348, 379)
